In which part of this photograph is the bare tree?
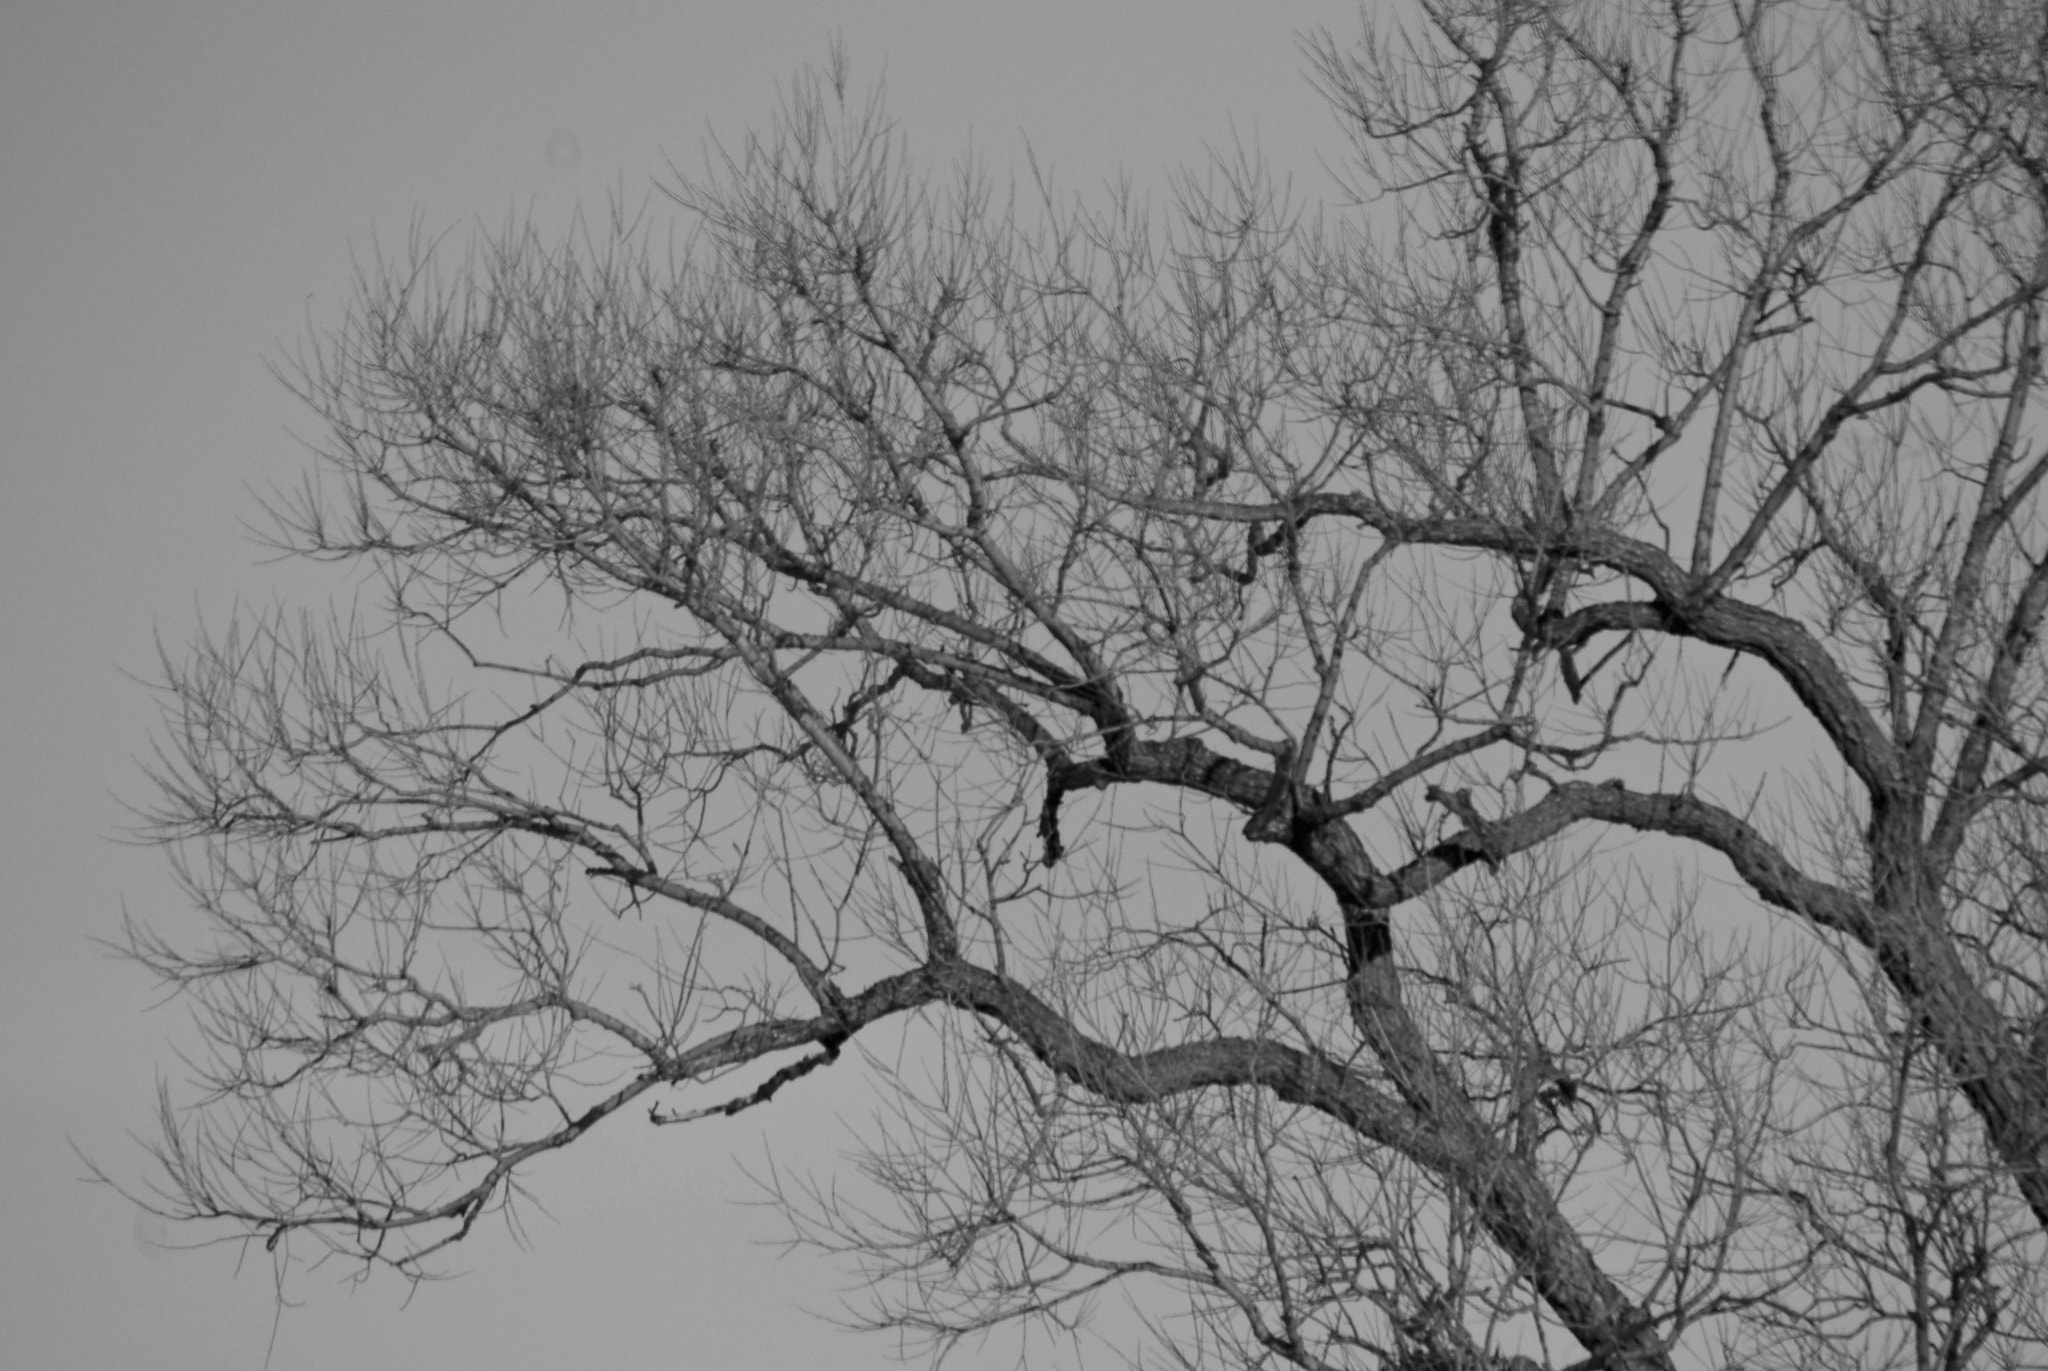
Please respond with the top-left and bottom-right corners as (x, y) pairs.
(128, 3), (2048, 1368)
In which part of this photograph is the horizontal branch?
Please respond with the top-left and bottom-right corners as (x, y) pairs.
(928, 960), (1440, 1163)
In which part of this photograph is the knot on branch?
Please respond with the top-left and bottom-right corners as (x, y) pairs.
(1243, 747), (1301, 844)
(1426, 785), (1507, 869)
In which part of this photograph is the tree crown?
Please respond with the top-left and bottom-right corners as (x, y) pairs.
(131, 6), (2048, 1368)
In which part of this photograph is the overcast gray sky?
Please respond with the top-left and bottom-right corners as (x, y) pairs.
(0, 3), (1364, 1367)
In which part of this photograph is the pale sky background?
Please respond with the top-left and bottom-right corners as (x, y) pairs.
(0, 4), (1365, 1367)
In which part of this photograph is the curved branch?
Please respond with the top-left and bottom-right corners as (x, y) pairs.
(1140, 491), (1907, 801)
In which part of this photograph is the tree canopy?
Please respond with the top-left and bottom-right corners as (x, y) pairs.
(133, 3), (2048, 1368)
